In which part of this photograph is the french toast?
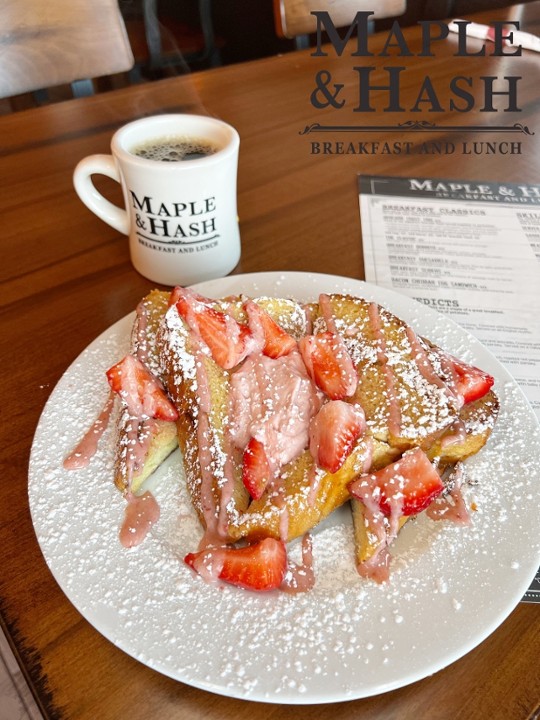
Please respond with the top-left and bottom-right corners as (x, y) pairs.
(111, 289), (178, 495)
(157, 289), (314, 542)
(152, 288), (498, 588)
(93, 284), (498, 587)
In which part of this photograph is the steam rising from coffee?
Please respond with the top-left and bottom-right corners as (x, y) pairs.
(118, 0), (214, 118)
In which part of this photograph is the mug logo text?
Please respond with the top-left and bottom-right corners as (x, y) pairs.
(131, 192), (219, 244)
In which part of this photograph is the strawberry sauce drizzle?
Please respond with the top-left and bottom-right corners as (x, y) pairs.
(440, 419), (468, 448)
(438, 351), (466, 409)
(63, 391), (115, 470)
(119, 491), (161, 548)
(368, 303), (402, 438)
(124, 416), (160, 486)
(426, 464), (471, 525)
(270, 480), (290, 542)
(282, 534), (315, 593)
(190, 545), (227, 581)
(117, 415), (161, 547)
(352, 479), (396, 585)
(405, 326), (469, 445)
(307, 464), (323, 507)
(134, 300), (150, 364)
(194, 349), (222, 536)
(405, 327), (464, 411)
(356, 547), (392, 585)
(406, 327), (451, 394)
(318, 293), (339, 333)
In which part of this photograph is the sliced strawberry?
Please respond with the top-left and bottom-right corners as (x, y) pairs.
(184, 538), (287, 591)
(106, 354), (178, 421)
(245, 301), (297, 358)
(298, 332), (357, 400)
(176, 298), (251, 369)
(242, 437), (273, 500)
(168, 286), (184, 307)
(309, 400), (365, 474)
(446, 354), (494, 404)
(349, 447), (444, 517)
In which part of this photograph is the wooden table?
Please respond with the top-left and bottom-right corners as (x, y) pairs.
(1, 3), (539, 718)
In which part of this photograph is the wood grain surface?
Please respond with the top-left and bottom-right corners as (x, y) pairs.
(0, 0), (134, 98)
(1, 4), (539, 719)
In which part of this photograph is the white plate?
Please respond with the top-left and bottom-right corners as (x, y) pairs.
(29, 272), (540, 704)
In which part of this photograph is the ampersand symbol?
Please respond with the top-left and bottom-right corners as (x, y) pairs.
(135, 213), (146, 229)
(498, 186), (515, 196)
(310, 70), (345, 109)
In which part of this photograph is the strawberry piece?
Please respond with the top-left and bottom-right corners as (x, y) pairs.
(242, 437), (273, 500)
(245, 301), (297, 358)
(184, 538), (287, 592)
(176, 297), (251, 369)
(106, 354), (178, 421)
(298, 332), (357, 400)
(446, 354), (494, 404)
(168, 286), (184, 307)
(349, 448), (444, 517)
(309, 400), (365, 474)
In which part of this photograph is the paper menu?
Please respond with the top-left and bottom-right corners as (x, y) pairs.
(359, 175), (540, 419)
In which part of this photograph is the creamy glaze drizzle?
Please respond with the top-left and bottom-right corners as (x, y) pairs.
(282, 534), (315, 593)
(356, 546), (392, 585)
(134, 299), (150, 365)
(405, 326), (468, 446)
(368, 302), (402, 438)
(307, 464), (323, 507)
(63, 390), (115, 470)
(440, 419), (468, 448)
(438, 350), (463, 408)
(406, 327), (451, 394)
(117, 413), (162, 548)
(119, 491), (161, 548)
(318, 293), (338, 333)
(352, 478), (398, 585)
(426, 463), (470, 525)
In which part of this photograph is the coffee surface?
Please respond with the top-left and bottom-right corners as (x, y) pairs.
(132, 136), (217, 162)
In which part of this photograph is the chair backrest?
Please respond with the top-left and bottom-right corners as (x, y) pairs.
(274, 0), (407, 40)
(0, 0), (135, 99)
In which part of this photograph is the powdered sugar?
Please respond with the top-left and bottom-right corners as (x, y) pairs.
(29, 272), (540, 704)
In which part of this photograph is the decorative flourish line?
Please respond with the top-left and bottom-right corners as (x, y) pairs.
(136, 232), (220, 245)
(299, 122), (534, 135)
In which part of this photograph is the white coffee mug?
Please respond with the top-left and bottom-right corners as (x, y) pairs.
(73, 114), (241, 286)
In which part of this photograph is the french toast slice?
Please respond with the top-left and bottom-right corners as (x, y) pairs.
(113, 289), (178, 495)
(349, 388), (499, 581)
(311, 294), (464, 450)
(158, 290), (311, 542)
(227, 436), (399, 542)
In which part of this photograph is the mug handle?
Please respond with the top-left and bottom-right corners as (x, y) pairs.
(73, 155), (130, 235)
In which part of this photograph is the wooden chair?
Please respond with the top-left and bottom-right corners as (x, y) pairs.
(123, 0), (221, 76)
(273, 0), (407, 48)
(0, 0), (135, 101)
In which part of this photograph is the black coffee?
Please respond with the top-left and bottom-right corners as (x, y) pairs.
(132, 136), (217, 162)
